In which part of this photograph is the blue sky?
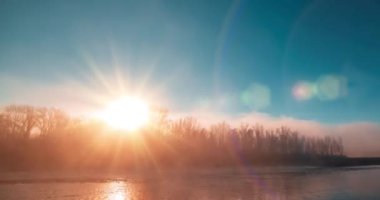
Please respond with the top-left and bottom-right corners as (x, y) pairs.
(1, 0), (380, 124)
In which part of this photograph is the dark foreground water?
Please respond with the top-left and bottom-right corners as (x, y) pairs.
(0, 166), (379, 200)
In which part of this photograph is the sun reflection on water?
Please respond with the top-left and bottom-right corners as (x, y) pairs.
(107, 182), (129, 200)
(109, 192), (125, 200)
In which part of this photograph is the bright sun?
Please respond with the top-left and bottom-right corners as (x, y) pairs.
(99, 96), (150, 131)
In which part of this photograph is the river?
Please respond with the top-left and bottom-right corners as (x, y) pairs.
(0, 166), (379, 200)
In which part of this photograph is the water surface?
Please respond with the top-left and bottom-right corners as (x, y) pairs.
(0, 166), (379, 200)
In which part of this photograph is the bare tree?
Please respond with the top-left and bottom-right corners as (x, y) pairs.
(37, 107), (69, 136)
(2, 105), (39, 139)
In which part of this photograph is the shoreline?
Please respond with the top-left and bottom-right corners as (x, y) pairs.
(1, 157), (380, 173)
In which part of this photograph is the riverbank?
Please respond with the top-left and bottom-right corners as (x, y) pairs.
(322, 157), (380, 167)
(2, 155), (380, 172)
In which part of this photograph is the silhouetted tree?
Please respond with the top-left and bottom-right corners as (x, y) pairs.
(0, 104), (346, 170)
(2, 105), (39, 139)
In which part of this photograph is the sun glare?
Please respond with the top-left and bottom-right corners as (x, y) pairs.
(99, 96), (150, 131)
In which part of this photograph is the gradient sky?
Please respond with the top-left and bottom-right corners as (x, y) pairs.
(1, 0), (380, 125)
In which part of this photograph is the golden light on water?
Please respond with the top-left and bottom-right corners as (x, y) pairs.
(107, 182), (129, 200)
(97, 96), (151, 131)
(109, 191), (126, 200)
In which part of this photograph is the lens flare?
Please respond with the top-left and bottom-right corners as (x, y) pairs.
(292, 81), (316, 101)
(241, 83), (271, 110)
(316, 75), (347, 100)
(292, 75), (348, 101)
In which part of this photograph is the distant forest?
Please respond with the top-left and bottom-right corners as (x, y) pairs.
(0, 105), (345, 171)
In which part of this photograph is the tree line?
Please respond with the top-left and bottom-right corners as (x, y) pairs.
(0, 105), (344, 171)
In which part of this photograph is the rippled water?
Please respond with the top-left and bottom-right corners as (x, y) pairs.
(0, 166), (379, 200)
